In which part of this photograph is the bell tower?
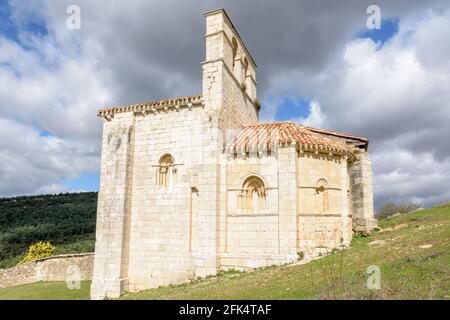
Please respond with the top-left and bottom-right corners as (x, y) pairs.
(202, 9), (259, 135)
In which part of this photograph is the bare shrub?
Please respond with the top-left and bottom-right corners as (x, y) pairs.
(376, 201), (422, 218)
(433, 201), (450, 209)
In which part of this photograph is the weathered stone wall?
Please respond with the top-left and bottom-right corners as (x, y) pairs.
(127, 106), (209, 291)
(297, 152), (352, 258)
(91, 111), (135, 300)
(219, 145), (301, 270)
(224, 153), (280, 259)
(220, 145), (355, 270)
(0, 253), (93, 289)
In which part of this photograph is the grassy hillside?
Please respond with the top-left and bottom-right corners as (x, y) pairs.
(0, 192), (97, 268)
(118, 205), (450, 300)
(0, 205), (448, 300)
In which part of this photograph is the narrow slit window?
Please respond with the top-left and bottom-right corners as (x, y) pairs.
(158, 154), (175, 188)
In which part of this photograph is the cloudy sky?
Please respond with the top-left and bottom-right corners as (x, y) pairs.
(1, 0), (449, 208)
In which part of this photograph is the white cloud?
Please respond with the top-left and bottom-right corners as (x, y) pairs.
(0, 34), (109, 140)
(35, 183), (69, 195)
(373, 149), (450, 206)
(297, 100), (325, 128)
(260, 97), (283, 122)
(0, 118), (99, 196)
(0, 2), (109, 195)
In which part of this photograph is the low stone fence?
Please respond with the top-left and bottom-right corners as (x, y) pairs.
(0, 253), (94, 289)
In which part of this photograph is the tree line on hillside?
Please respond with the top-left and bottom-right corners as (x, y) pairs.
(0, 192), (97, 268)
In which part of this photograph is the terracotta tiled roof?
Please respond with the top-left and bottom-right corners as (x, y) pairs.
(304, 126), (368, 143)
(227, 121), (357, 155)
(98, 95), (203, 117)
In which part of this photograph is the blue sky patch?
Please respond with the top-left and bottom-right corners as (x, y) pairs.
(62, 172), (100, 192)
(0, 0), (19, 42)
(274, 97), (311, 122)
(358, 18), (399, 45)
(0, 0), (48, 46)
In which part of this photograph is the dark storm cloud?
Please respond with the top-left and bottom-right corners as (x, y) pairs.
(44, 0), (448, 104)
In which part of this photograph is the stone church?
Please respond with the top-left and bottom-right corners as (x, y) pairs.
(91, 9), (377, 299)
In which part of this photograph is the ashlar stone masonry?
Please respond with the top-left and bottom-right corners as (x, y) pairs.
(91, 8), (377, 300)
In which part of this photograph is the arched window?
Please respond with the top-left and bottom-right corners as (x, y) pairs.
(316, 179), (329, 213)
(158, 154), (175, 188)
(239, 176), (266, 213)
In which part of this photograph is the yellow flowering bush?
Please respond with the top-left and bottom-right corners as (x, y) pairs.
(19, 241), (55, 264)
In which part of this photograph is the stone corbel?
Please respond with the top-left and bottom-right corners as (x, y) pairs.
(315, 185), (326, 193)
(240, 146), (246, 158)
(134, 110), (146, 117)
(257, 145), (264, 157)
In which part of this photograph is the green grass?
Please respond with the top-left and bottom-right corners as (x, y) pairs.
(0, 206), (449, 300)
(0, 281), (91, 300)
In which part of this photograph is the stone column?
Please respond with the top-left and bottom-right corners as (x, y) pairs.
(340, 156), (351, 245)
(90, 113), (135, 300)
(277, 144), (298, 259)
(349, 151), (378, 232)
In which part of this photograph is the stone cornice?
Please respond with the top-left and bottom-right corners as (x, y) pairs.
(98, 95), (204, 121)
